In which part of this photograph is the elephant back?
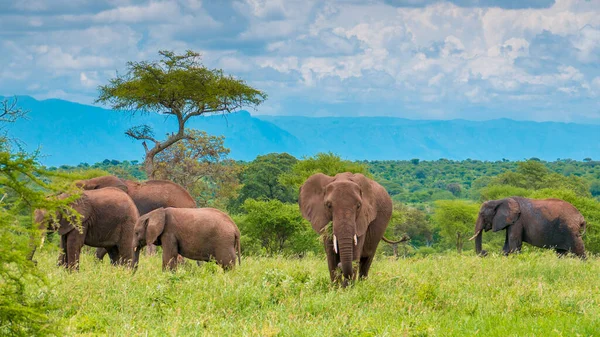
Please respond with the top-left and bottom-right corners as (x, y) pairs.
(124, 179), (196, 215)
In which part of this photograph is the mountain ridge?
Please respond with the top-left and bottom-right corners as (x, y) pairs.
(3, 96), (599, 166)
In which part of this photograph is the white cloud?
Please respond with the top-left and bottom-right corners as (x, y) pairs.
(92, 2), (180, 24)
(1, 0), (600, 121)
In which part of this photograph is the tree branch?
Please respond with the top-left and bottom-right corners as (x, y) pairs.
(125, 125), (158, 144)
(1, 96), (28, 124)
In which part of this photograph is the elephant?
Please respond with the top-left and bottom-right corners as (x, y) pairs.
(33, 187), (140, 270)
(75, 175), (197, 257)
(470, 197), (586, 258)
(299, 172), (402, 286)
(132, 207), (241, 271)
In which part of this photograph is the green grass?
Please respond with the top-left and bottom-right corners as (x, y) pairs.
(33, 247), (600, 336)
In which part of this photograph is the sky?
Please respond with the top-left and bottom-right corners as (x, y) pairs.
(1, 0), (599, 122)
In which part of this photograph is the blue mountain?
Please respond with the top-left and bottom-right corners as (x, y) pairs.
(4, 96), (600, 166)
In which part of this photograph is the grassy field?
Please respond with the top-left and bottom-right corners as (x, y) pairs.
(33, 247), (600, 336)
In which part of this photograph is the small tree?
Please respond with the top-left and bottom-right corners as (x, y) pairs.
(230, 153), (298, 212)
(238, 199), (315, 255)
(386, 203), (433, 247)
(96, 50), (267, 178)
(154, 129), (241, 208)
(280, 152), (371, 189)
(432, 200), (479, 253)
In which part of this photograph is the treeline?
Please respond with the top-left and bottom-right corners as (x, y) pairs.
(49, 152), (600, 256)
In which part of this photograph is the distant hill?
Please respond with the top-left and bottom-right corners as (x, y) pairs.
(4, 96), (600, 166)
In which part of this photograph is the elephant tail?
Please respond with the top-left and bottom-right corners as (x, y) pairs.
(382, 234), (410, 244)
(235, 233), (241, 266)
(581, 220), (587, 236)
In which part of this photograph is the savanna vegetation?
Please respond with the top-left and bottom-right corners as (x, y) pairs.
(3, 50), (600, 335)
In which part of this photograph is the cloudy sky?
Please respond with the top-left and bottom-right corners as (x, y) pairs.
(1, 0), (599, 122)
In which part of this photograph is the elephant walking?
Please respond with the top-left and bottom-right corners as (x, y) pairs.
(299, 172), (401, 286)
(34, 187), (140, 270)
(470, 197), (586, 258)
(76, 175), (197, 257)
(132, 207), (241, 271)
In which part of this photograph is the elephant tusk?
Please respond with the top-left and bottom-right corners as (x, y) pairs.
(39, 236), (45, 249)
(134, 246), (137, 252)
(354, 234), (358, 246)
(333, 234), (338, 254)
(469, 230), (481, 241)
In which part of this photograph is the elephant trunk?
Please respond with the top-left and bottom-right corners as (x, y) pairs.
(131, 245), (141, 270)
(472, 215), (485, 256)
(338, 235), (354, 281)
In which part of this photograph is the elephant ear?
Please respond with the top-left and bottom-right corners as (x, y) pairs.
(348, 174), (377, 237)
(58, 194), (91, 235)
(492, 198), (520, 232)
(299, 173), (335, 233)
(145, 208), (166, 245)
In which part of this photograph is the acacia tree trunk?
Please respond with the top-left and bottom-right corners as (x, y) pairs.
(143, 153), (156, 179)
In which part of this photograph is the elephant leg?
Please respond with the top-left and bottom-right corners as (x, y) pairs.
(57, 235), (68, 267)
(146, 243), (157, 256)
(359, 255), (375, 279)
(503, 224), (523, 255)
(65, 232), (85, 271)
(502, 231), (509, 255)
(161, 238), (178, 271)
(95, 248), (108, 261)
(106, 246), (120, 265)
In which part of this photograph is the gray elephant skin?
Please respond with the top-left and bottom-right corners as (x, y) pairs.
(76, 175), (197, 257)
(299, 172), (399, 286)
(132, 207), (241, 271)
(471, 197), (586, 258)
(34, 187), (140, 270)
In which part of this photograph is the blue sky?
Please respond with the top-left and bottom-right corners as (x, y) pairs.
(1, 0), (599, 122)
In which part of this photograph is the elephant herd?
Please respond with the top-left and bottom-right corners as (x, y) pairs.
(32, 176), (241, 271)
(31, 173), (587, 286)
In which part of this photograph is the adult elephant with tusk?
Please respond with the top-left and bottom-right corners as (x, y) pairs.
(75, 175), (197, 257)
(470, 197), (586, 258)
(299, 172), (400, 286)
(33, 187), (140, 270)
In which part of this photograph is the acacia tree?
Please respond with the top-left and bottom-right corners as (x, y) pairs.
(96, 50), (266, 178)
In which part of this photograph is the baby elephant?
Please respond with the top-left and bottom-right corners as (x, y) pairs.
(133, 207), (241, 271)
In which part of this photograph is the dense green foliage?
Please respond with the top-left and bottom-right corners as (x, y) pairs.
(280, 152), (371, 189)
(229, 153), (298, 212)
(370, 158), (600, 203)
(0, 111), (83, 335)
(29, 249), (600, 336)
(50, 155), (600, 255)
(432, 200), (480, 253)
(235, 199), (320, 256)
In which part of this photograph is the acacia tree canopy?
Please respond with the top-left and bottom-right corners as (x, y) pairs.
(96, 50), (267, 178)
(154, 129), (241, 209)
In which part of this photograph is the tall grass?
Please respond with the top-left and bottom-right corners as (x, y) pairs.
(33, 246), (600, 336)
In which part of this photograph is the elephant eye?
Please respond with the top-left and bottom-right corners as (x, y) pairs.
(357, 202), (361, 209)
(325, 202), (332, 209)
